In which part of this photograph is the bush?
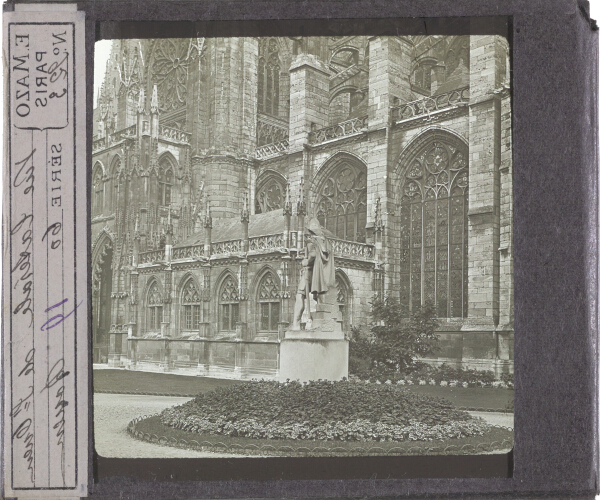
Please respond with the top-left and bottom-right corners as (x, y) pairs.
(349, 298), (440, 374)
(158, 379), (491, 442)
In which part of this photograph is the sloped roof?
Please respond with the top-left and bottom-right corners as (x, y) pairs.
(175, 209), (299, 248)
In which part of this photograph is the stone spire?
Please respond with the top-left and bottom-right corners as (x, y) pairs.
(150, 84), (159, 114)
(240, 191), (250, 224)
(297, 177), (306, 216)
(137, 87), (146, 114)
(203, 200), (212, 229)
(203, 200), (212, 257)
(181, 148), (193, 185)
(283, 182), (292, 216)
(166, 205), (173, 235)
(241, 191), (249, 252)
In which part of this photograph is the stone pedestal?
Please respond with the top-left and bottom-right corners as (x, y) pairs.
(279, 293), (348, 382)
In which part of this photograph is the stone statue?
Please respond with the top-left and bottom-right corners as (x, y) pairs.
(291, 218), (336, 330)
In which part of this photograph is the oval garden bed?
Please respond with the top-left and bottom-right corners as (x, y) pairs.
(128, 380), (513, 456)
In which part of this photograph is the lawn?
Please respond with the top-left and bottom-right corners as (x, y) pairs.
(131, 415), (513, 456)
(93, 369), (241, 395)
(94, 369), (513, 411)
(406, 384), (513, 411)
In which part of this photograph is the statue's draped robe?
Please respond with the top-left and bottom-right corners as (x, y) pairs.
(309, 235), (335, 297)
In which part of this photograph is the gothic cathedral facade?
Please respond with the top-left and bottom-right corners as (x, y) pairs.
(91, 35), (513, 378)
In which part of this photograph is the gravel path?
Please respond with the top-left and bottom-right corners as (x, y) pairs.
(468, 411), (513, 428)
(94, 393), (513, 458)
(94, 393), (243, 458)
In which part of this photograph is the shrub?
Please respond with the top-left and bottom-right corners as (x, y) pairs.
(158, 379), (490, 442)
(501, 372), (514, 387)
(349, 298), (440, 374)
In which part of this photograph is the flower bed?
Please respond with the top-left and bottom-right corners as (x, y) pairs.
(350, 363), (514, 389)
(159, 379), (492, 442)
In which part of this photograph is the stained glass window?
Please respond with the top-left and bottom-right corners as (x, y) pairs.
(255, 174), (286, 214)
(316, 161), (367, 242)
(219, 275), (239, 332)
(399, 141), (468, 318)
(147, 281), (163, 330)
(258, 38), (280, 117)
(257, 272), (280, 332)
(181, 279), (201, 331)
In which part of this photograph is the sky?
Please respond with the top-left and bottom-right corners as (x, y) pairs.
(94, 40), (113, 107)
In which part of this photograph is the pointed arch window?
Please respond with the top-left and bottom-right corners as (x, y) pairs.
(316, 161), (367, 242)
(147, 281), (163, 331)
(255, 174), (286, 214)
(257, 272), (280, 333)
(399, 139), (468, 318)
(93, 166), (104, 215)
(158, 161), (173, 206)
(258, 38), (280, 117)
(109, 156), (122, 209)
(181, 279), (201, 331)
(219, 275), (239, 332)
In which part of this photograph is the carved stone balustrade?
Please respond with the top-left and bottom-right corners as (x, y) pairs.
(211, 239), (243, 255)
(171, 245), (205, 260)
(138, 249), (166, 264)
(330, 238), (375, 260)
(308, 115), (368, 144)
(158, 125), (192, 144)
(92, 137), (107, 152)
(391, 87), (470, 122)
(257, 113), (289, 146)
(255, 140), (289, 160)
(249, 234), (285, 251)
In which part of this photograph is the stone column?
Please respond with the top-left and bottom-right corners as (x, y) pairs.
(366, 36), (411, 294)
(496, 42), (513, 374)
(150, 84), (159, 140)
(461, 35), (508, 370)
(288, 53), (330, 153)
(203, 202), (212, 256)
(283, 183), (292, 247)
(241, 193), (250, 253)
(464, 35), (507, 330)
(236, 260), (249, 340)
(366, 36), (412, 230)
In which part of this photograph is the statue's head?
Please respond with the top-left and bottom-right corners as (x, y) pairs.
(306, 217), (325, 238)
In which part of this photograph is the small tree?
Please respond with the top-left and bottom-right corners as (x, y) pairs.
(350, 296), (440, 374)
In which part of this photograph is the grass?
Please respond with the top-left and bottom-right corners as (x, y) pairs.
(406, 384), (514, 411)
(93, 369), (241, 395)
(94, 369), (513, 411)
(132, 415), (513, 456)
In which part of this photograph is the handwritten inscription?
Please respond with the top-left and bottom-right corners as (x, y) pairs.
(7, 20), (81, 492)
(11, 349), (36, 483)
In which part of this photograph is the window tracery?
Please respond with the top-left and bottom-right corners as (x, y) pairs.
(257, 272), (280, 332)
(147, 281), (163, 331)
(258, 38), (280, 117)
(255, 175), (286, 214)
(315, 161), (367, 242)
(219, 275), (239, 332)
(158, 160), (174, 206)
(149, 38), (197, 112)
(181, 279), (201, 331)
(399, 140), (468, 318)
(93, 166), (104, 215)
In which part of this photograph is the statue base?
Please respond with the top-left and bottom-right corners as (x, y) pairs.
(279, 303), (348, 382)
